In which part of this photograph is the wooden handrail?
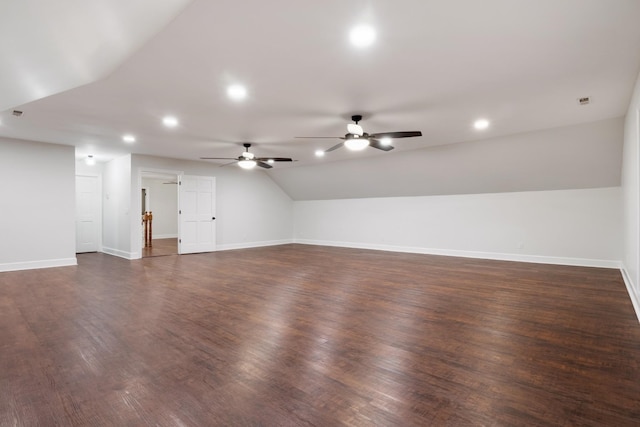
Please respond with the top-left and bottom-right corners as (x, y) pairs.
(142, 211), (153, 247)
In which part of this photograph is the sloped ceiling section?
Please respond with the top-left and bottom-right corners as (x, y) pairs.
(267, 117), (624, 201)
(0, 0), (193, 112)
(0, 1), (638, 201)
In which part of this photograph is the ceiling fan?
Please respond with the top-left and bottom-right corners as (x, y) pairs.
(296, 114), (422, 152)
(200, 143), (294, 169)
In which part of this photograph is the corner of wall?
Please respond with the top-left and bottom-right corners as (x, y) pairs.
(101, 247), (139, 260)
(621, 265), (640, 324)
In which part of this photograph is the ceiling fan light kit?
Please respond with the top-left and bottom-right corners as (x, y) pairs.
(238, 159), (257, 169)
(344, 137), (370, 151)
(347, 123), (364, 135)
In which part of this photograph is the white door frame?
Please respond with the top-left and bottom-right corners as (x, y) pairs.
(135, 167), (182, 259)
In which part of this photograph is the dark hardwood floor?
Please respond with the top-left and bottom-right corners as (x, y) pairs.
(142, 238), (178, 257)
(1, 244), (640, 426)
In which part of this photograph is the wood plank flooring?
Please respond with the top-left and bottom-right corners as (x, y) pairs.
(1, 244), (640, 426)
(142, 238), (178, 257)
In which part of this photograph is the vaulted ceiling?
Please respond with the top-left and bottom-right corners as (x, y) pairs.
(1, 0), (639, 199)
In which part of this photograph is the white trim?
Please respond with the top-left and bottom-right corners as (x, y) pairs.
(621, 266), (640, 323)
(153, 234), (178, 239)
(293, 239), (621, 269)
(0, 257), (77, 273)
(102, 246), (137, 260)
(217, 239), (294, 252)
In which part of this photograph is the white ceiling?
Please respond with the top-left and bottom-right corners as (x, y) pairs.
(0, 0), (193, 112)
(1, 0), (639, 196)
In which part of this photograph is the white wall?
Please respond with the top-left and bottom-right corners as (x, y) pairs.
(0, 138), (76, 271)
(130, 155), (293, 256)
(294, 187), (622, 268)
(141, 177), (178, 238)
(102, 154), (133, 258)
(621, 70), (640, 313)
(75, 158), (104, 176)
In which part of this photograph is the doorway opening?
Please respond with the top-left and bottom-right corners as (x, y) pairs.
(141, 171), (179, 257)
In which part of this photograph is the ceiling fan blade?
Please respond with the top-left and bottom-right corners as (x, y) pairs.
(325, 142), (344, 152)
(295, 136), (340, 139)
(257, 161), (273, 169)
(368, 138), (395, 151)
(200, 157), (238, 160)
(255, 157), (294, 162)
(370, 131), (422, 139)
(219, 160), (239, 167)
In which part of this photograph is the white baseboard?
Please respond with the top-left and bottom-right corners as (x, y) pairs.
(153, 234), (178, 239)
(217, 239), (294, 252)
(293, 239), (621, 269)
(101, 246), (138, 260)
(0, 257), (77, 272)
(620, 267), (640, 324)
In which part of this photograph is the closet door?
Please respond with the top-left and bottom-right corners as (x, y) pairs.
(76, 175), (100, 253)
(178, 175), (216, 254)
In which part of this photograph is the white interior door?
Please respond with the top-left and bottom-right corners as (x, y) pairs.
(178, 175), (216, 254)
(76, 175), (100, 253)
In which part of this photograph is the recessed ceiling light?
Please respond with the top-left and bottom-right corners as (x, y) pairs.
(163, 116), (178, 128)
(85, 155), (95, 166)
(315, 150), (325, 157)
(380, 137), (392, 146)
(123, 134), (136, 143)
(474, 119), (490, 130)
(349, 25), (376, 48)
(227, 84), (248, 101)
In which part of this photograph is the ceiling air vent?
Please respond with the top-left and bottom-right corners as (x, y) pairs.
(577, 96), (591, 106)
(12, 110), (23, 117)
